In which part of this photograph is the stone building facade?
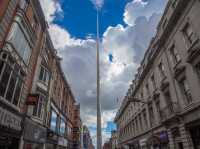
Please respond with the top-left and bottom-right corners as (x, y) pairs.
(115, 0), (200, 149)
(0, 0), (81, 149)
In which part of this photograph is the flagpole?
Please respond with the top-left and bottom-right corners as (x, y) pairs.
(96, 8), (102, 149)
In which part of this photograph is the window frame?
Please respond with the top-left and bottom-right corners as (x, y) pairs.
(158, 62), (166, 80)
(179, 78), (193, 104)
(38, 65), (50, 86)
(0, 52), (24, 107)
(170, 45), (181, 65)
(32, 91), (46, 119)
(7, 17), (32, 65)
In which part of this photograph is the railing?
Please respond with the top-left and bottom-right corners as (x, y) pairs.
(161, 102), (180, 122)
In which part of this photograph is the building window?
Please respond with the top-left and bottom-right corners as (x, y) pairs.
(171, 0), (178, 8)
(143, 110), (148, 130)
(151, 74), (156, 90)
(179, 78), (192, 104)
(33, 92), (46, 119)
(0, 52), (24, 106)
(146, 83), (150, 97)
(196, 63), (200, 79)
(158, 62), (166, 79)
(19, 0), (28, 10)
(50, 110), (58, 132)
(139, 114), (143, 132)
(7, 22), (31, 64)
(170, 45), (181, 65)
(155, 99), (161, 122)
(183, 23), (196, 45)
(148, 103), (154, 127)
(39, 65), (50, 86)
(60, 119), (66, 136)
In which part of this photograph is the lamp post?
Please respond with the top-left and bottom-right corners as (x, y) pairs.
(96, 9), (102, 149)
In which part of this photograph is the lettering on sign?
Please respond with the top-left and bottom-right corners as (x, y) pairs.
(0, 107), (22, 131)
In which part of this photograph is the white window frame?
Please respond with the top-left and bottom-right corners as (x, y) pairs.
(0, 52), (24, 107)
(7, 17), (32, 64)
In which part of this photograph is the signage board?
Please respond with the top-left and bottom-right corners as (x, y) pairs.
(58, 137), (68, 147)
(24, 118), (46, 143)
(26, 94), (39, 105)
(0, 106), (22, 131)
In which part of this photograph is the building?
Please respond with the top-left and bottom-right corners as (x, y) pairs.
(103, 139), (112, 149)
(111, 130), (118, 149)
(0, 0), (81, 149)
(72, 104), (82, 149)
(82, 125), (94, 149)
(0, 0), (46, 148)
(115, 0), (200, 149)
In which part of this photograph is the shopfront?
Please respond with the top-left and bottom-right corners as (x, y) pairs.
(139, 138), (147, 149)
(23, 118), (46, 149)
(0, 101), (23, 149)
(188, 121), (200, 149)
(46, 129), (58, 149)
(58, 137), (68, 149)
(147, 131), (169, 149)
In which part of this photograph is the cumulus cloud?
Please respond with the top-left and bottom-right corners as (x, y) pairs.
(39, 0), (63, 23)
(124, 0), (167, 26)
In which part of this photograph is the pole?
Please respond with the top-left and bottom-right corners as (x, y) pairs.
(96, 9), (102, 149)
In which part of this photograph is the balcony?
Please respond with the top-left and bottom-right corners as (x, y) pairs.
(160, 102), (180, 122)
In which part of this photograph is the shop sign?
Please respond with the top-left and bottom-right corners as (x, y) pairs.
(24, 118), (46, 143)
(58, 137), (68, 147)
(0, 106), (22, 131)
(26, 94), (39, 105)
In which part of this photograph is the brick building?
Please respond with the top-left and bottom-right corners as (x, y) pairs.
(0, 0), (81, 149)
(72, 104), (82, 149)
(115, 0), (200, 149)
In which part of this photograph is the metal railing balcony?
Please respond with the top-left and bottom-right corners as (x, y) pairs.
(160, 102), (180, 122)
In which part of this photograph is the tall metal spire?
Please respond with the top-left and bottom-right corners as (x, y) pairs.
(96, 8), (102, 149)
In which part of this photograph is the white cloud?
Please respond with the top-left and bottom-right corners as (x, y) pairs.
(48, 24), (83, 49)
(39, 0), (63, 23)
(124, 0), (167, 26)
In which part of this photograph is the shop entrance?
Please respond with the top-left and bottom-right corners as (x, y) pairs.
(0, 136), (19, 149)
(189, 125), (200, 149)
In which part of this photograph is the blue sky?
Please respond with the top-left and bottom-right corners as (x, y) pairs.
(40, 0), (167, 146)
(53, 0), (130, 38)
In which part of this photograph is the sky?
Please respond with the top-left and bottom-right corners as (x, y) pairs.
(39, 0), (167, 146)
